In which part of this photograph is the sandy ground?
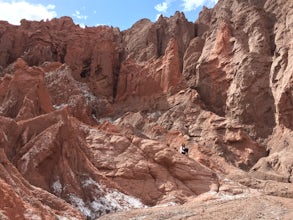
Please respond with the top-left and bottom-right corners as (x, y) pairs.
(99, 193), (293, 220)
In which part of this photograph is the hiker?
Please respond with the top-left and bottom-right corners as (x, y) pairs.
(179, 143), (189, 156)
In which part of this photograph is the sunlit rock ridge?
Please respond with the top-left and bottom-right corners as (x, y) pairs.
(0, 0), (293, 219)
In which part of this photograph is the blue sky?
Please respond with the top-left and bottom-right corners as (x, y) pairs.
(0, 0), (218, 30)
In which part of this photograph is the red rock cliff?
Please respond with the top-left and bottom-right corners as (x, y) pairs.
(0, 0), (293, 219)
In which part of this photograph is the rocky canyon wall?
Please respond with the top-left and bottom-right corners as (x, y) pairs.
(0, 0), (292, 219)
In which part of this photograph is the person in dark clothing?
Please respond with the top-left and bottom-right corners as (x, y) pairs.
(179, 143), (189, 156)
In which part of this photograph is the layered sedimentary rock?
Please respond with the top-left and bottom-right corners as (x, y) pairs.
(0, 0), (293, 219)
(0, 59), (218, 219)
(0, 17), (121, 100)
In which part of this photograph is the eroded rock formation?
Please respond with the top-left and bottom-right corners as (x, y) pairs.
(0, 0), (292, 219)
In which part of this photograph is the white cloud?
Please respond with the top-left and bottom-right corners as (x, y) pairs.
(182, 0), (218, 11)
(155, 2), (169, 13)
(155, 0), (175, 13)
(46, 4), (55, 10)
(0, 0), (57, 25)
(79, 23), (85, 28)
(72, 10), (88, 20)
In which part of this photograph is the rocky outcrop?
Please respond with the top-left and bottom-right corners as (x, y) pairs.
(0, 117), (85, 220)
(123, 12), (195, 66)
(188, 0), (277, 139)
(84, 124), (217, 205)
(0, 17), (122, 100)
(0, 0), (292, 219)
(0, 57), (218, 219)
(115, 38), (182, 111)
(1, 108), (147, 219)
(181, 0), (293, 189)
(0, 59), (53, 120)
(245, 0), (293, 183)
